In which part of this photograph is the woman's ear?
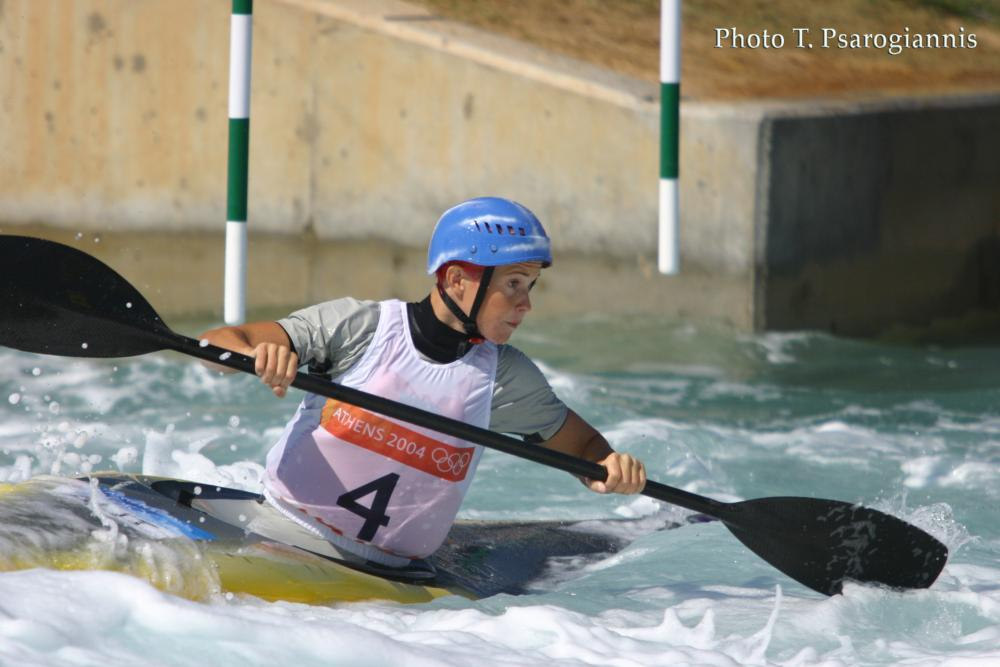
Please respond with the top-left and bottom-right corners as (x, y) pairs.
(444, 264), (467, 297)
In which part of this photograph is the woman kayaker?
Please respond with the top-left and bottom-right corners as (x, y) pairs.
(200, 196), (646, 568)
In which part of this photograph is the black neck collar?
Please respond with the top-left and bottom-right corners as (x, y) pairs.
(407, 296), (481, 363)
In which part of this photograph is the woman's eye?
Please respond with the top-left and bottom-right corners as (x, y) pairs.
(504, 276), (536, 292)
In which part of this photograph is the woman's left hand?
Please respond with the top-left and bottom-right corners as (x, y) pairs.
(586, 452), (646, 494)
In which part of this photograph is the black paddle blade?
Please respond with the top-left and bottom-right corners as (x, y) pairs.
(0, 235), (170, 358)
(723, 497), (948, 595)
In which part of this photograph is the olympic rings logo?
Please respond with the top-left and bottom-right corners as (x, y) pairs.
(431, 448), (471, 476)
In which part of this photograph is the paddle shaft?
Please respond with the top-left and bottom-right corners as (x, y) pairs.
(165, 329), (728, 518)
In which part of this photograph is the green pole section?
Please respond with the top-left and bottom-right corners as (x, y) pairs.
(659, 82), (680, 180)
(226, 118), (250, 223)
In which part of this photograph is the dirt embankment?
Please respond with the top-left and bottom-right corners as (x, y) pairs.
(411, 0), (1000, 100)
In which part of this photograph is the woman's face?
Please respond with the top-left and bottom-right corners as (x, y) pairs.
(472, 262), (542, 344)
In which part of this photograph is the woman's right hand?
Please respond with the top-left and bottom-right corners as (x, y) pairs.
(252, 342), (299, 398)
(199, 322), (299, 398)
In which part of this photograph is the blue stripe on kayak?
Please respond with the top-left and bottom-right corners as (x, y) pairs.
(101, 488), (217, 541)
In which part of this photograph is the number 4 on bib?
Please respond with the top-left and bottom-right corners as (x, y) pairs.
(336, 473), (399, 541)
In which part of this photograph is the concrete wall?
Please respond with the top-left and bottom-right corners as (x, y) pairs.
(757, 94), (1000, 335)
(0, 0), (661, 251)
(0, 0), (997, 335)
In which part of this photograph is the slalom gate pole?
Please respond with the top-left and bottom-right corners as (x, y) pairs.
(224, 0), (253, 324)
(658, 0), (680, 275)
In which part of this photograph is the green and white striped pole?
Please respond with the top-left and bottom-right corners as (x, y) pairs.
(659, 0), (680, 275)
(225, 0), (253, 324)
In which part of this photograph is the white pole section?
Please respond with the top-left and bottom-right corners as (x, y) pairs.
(658, 0), (680, 275)
(225, 0), (253, 324)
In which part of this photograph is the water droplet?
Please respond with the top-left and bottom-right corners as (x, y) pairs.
(81, 342), (89, 349)
(126, 302), (132, 309)
(218, 351), (231, 361)
(8, 393), (21, 405)
(75, 232), (83, 240)
(193, 486), (202, 495)
(198, 516), (205, 523)
(489, 244), (498, 253)
(470, 244), (477, 254)
(228, 415), (240, 428)
(229, 444), (238, 451)
(93, 236), (101, 243)
(238, 514), (247, 523)
(31, 367), (41, 376)
(48, 402), (61, 414)
(199, 339), (210, 348)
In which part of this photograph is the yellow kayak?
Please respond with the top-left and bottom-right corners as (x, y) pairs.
(0, 474), (655, 604)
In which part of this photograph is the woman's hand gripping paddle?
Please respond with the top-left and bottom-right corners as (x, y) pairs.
(0, 234), (949, 596)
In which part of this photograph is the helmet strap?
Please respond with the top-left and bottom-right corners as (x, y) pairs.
(436, 265), (494, 343)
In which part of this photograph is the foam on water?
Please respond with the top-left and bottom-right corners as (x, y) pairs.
(0, 568), (799, 667)
(2, 323), (1000, 665)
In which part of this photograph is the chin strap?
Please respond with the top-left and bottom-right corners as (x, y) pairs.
(436, 266), (495, 344)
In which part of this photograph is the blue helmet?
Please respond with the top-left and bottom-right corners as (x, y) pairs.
(427, 197), (552, 274)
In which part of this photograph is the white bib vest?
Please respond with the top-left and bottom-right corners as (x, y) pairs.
(263, 300), (498, 564)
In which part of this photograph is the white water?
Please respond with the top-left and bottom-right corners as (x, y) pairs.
(1, 316), (999, 666)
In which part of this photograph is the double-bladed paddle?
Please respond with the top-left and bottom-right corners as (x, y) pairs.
(0, 234), (949, 595)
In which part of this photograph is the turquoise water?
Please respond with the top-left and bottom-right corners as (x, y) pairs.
(1, 313), (999, 666)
